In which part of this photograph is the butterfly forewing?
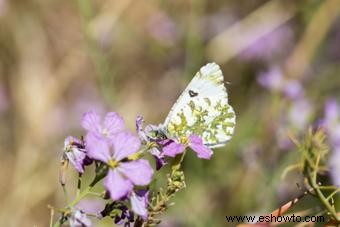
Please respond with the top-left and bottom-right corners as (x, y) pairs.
(163, 63), (236, 148)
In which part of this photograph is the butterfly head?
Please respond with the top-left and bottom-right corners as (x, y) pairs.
(144, 124), (168, 142)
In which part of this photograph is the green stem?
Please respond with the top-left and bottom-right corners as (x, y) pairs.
(62, 185), (68, 204)
(171, 152), (186, 173)
(307, 169), (340, 222)
(68, 185), (92, 208)
(52, 186), (93, 227)
(319, 186), (339, 190)
(88, 191), (103, 197)
(53, 221), (60, 227)
(49, 207), (54, 227)
(326, 188), (340, 201)
(76, 0), (114, 103)
(76, 173), (82, 197)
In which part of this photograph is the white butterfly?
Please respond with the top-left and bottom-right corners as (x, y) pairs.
(162, 62), (235, 148)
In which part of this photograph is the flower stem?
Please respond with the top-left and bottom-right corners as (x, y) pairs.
(307, 169), (340, 222)
(76, 173), (82, 197)
(171, 151), (186, 173)
(62, 185), (68, 204)
(68, 185), (92, 208)
(49, 206), (55, 227)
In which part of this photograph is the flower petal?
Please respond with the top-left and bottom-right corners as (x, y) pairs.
(66, 148), (86, 173)
(189, 135), (213, 159)
(162, 140), (185, 157)
(111, 132), (141, 161)
(325, 99), (339, 124)
(81, 111), (101, 133)
(136, 116), (148, 141)
(104, 169), (133, 200)
(69, 210), (92, 227)
(149, 147), (167, 170)
(118, 160), (153, 186)
(64, 136), (82, 150)
(85, 133), (111, 163)
(136, 116), (143, 132)
(75, 198), (105, 217)
(130, 191), (148, 219)
(104, 112), (125, 136)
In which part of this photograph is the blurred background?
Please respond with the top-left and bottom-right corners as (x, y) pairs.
(0, 0), (340, 226)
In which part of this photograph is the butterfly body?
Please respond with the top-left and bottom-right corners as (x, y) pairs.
(162, 63), (235, 148)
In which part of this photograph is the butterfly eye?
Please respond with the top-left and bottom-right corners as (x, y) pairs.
(188, 90), (198, 97)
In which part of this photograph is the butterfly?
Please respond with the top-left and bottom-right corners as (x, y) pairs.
(161, 62), (236, 148)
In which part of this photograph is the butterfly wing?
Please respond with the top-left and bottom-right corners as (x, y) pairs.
(163, 63), (235, 148)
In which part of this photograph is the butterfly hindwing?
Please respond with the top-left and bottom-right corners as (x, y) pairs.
(163, 63), (235, 148)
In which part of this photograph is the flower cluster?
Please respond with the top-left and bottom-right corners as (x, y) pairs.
(257, 66), (313, 150)
(82, 111), (153, 201)
(56, 110), (213, 226)
(257, 66), (303, 100)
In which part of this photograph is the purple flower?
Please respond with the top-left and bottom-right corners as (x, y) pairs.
(288, 98), (313, 130)
(322, 99), (340, 146)
(81, 111), (125, 140)
(257, 66), (303, 100)
(329, 147), (340, 187)
(149, 147), (167, 170)
(130, 190), (149, 220)
(325, 99), (339, 124)
(321, 99), (340, 186)
(257, 66), (283, 91)
(76, 198), (105, 218)
(282, 80), (303, 100)
(239, 25), (294, 61)
(147, 12), (179, 46)
(162, 134), (213, 159)
(85, 131), (153, 200)
(113, 204), (134, 225)
(69, 209), (92, 227)
(64, 136), (91, 173)
(136, 116), (148, 142)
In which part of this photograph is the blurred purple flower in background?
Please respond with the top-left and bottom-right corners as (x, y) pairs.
(257, 66), (303, 100)
(69, 209), (92, 227)
(257, 65), (312, 150)
(322, 99), (340, 186)
(147, 12), (179, 46)
(257, 66), (283, 91)
(329, 147), (340, 187)
(288, 98), (313, 130)
(323, 99), (340, 145)
(239, 25), (294, 61)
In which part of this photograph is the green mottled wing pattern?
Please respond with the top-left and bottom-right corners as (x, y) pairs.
(163, 63), (235, 148)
